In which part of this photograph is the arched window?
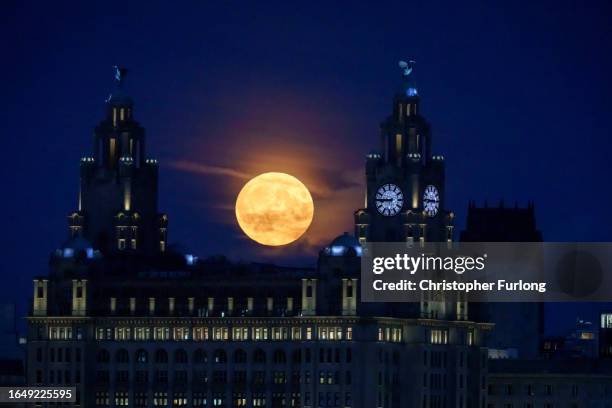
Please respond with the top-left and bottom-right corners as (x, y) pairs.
(273, 349), (286, 364)
(96, 349), (110, 363)
(253, 349), (266, 364)
(233, 349), (247, 364)
(155, 349), (168, 364)
(136, 349), (148, 364)
(194, 349), (207, 364)
(175, 349), (188, 364)
(213, 349), (227, 364)
(292, 349), (302, 364)
(116, 349), (129, 363)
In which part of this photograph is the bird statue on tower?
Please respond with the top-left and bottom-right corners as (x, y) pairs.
(398, 60), (418, 97)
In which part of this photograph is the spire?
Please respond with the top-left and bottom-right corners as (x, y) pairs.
(398, 60), (418, 97)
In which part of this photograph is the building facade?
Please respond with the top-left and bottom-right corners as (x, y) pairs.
(26, 66), (491, 408)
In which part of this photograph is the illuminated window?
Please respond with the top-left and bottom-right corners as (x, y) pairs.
(602, 314), (612, 329)
(173, 327), (190, 341)
(580, 332), (594, 340)
(377, 328), (383, 341)
(153, 327), (170, 341)
(291, 327), (302, 340)
(253, 327), (269, 341)
(467, 330), (474, 346)
(118, 238), (126, 250)
(159, 241), (166, 252)
(193, 327), (209, 341)
(153, 392), (167, 407)
(430, 329), (449, 345)
(109, 138), (116, 165)
(272, 327), (288, 340)
(114, 392), (129, 406)
(391, 327), (402, 342)
(131, 238), (137, 249)
(306, 327), (312, 340)
(50, 326), (72, 340)
(318, 327), (327, 340)
(232, 327), (249, 340)
(96, 391), (110, 406)
(347, 327), (353, 340)
(115, 327), (131, 341)
(396, 134), (402, 162)
(213, 327), (228, 341)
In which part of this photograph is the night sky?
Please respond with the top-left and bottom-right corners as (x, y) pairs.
(2, 0), (611, 335)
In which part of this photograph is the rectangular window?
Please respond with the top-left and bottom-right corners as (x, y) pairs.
(232, 327), (249, 340)
(213, 327), (228, 340)
(114, 327), (131, 341)
(396, 133), (403, 164)
(95, 391), (110, 407)
(430, 329), (449, 345)
(153, 327), (170, 341)
(153, 392), (167, 407)
(173, 327), (190, 341)
(291, 327), (302, 340)
(253, 327), (269, 340)
(272, 327), (288, 340)
(134, 327), (150, 340)
(193, 327), (209, 341)
(49, 327), (72, 340)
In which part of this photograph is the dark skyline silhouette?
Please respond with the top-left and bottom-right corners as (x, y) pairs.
(1, 0), (611, 335)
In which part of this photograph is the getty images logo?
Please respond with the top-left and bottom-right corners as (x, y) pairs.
(372, 253), (488, 275)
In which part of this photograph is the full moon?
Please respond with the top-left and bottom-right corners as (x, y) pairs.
(235, 172), (314, 246)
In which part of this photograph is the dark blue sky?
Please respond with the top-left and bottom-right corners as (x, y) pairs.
(1, 0), (611, 335)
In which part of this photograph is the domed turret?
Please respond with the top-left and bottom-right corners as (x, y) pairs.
(323, 232), (362, 257)
(56, 236), (100, 260)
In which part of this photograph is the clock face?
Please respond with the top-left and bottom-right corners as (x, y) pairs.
(375, 184), (404, 216)
(423, 185), (440, 217)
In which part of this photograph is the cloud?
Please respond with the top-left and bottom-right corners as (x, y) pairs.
(161, 84), (370, 261)
(168, 160), (251, 180)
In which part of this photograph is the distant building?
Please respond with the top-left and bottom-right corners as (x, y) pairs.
(541, 319), (598, 360)
(460, 201), (544, 360)
(26, 67), (490, 407)
(487, 359), (612, 407)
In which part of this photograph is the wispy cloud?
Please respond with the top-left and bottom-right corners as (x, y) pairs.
(168, 160), (251, 180)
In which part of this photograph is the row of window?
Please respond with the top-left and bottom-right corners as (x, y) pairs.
(36, 347), (81, 363)
(94, 326), (354, 342)
(93, 391), (351, 407)
(489, 383), (591, 397)
(95, 347), (353, 365)
(91, 369), (354, 386)
(377, 327), (402, 343)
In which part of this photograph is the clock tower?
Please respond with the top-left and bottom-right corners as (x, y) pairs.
(355, 61), (454, 244)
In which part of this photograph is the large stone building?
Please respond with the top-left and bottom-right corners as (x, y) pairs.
(26, 66), (492, 407)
